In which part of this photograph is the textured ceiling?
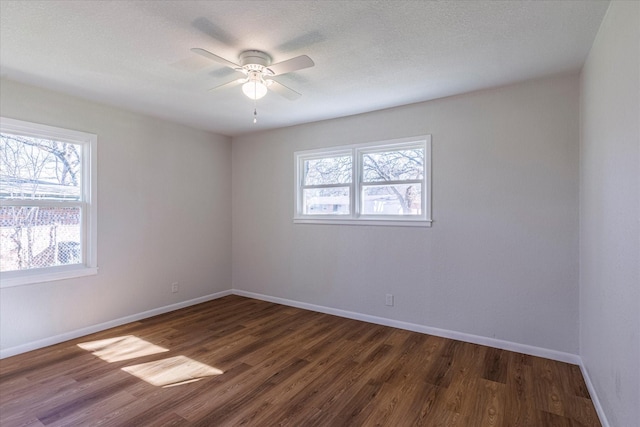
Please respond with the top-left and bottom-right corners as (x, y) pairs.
(0, 1), (609, 137)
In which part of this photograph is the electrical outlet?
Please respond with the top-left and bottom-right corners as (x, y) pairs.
(171, 282), (179, 293)
(385, 294), (394, 306)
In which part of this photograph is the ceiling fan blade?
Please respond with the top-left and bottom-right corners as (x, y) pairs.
(266, 55), (314, 76)
(208, 78), (246, 92)
(267, 80), (302, 100)
(191, 48), (241, 70)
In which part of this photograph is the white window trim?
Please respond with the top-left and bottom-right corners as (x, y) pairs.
(294, 135), (432, 227)
(0, 117), (98, 288)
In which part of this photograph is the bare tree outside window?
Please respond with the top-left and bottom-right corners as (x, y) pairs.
(304, 156), (352, 185)
(362, 148), (424, 215)
(302, 155), (351, 214)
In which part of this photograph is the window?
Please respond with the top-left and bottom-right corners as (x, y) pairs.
(0, 117), (97, 287)
(295, 135), (431, 226)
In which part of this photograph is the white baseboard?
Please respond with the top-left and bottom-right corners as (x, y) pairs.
(578, 361), (611, 427)
(232, 289), (580, 364)
(0, 288), (579, 364)
(0, 290), (232, 359)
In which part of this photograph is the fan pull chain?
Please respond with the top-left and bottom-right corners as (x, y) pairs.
(253, 98), (258, 124)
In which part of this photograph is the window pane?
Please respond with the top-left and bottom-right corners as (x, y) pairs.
(0, 133), (82, 200)
(362, 149), (423, 183)
(303, 187), (350, 215)
(361, 184), (422, 215)
(304, 156), (352, 186)
(0, 206), (82, 272)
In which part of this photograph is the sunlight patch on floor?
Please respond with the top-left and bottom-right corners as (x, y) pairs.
(121, 355), (223, 387)
(77, 335), (169, 362)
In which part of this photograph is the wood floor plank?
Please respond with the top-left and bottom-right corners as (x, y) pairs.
(0, 295), (602, 427)
(407, 381), (444, 426)
(504, 352), (541, 426)
(470, 378), (506, 427)
(482, 347), (508, 384)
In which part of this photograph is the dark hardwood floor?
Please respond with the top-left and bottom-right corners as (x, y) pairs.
(0, 295), (600, 426)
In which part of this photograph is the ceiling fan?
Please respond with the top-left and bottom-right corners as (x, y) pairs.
(191, 48), (314, 101)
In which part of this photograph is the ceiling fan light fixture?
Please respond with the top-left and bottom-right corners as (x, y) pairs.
(242, 80), (268, 100)
(192, 48), (314, 103)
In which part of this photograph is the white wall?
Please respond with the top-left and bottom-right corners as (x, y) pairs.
(579, 2), (640, 426)
(0, 78), (232, 353)
(232, 74), (580, 354)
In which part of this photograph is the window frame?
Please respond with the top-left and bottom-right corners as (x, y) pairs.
(0, 117), (98, 288)
(294, 135), (432, 227)
(296, 148), (353, 217)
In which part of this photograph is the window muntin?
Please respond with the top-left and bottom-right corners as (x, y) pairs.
(295, 136), (431, 226)
(0, 117), (97, 287)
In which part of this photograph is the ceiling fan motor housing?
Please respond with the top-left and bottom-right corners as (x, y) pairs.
(239, 50), (271, 70)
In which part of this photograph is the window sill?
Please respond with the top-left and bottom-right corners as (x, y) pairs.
(0, 266), (98, 288)
(293, 218), (432, 227)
